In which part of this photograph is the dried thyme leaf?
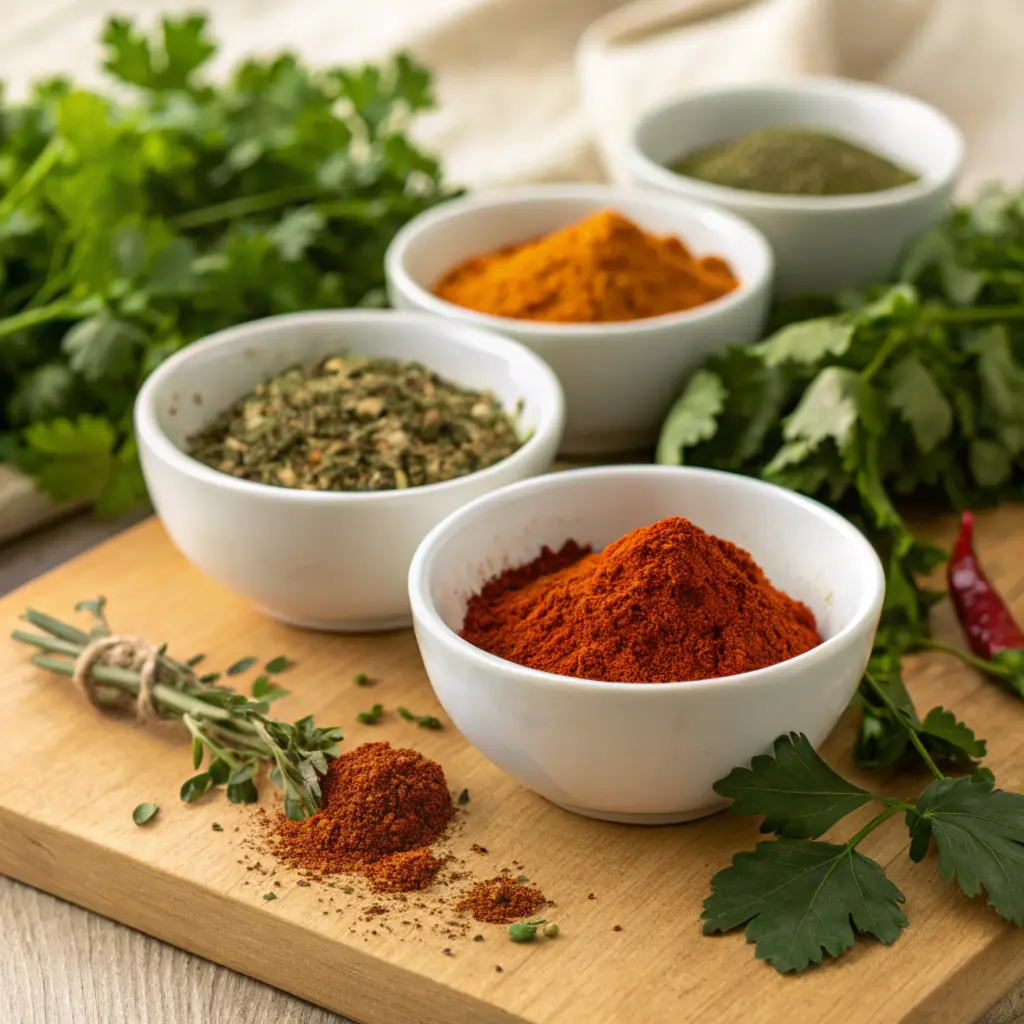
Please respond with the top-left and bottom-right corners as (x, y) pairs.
(132, 802), (159, 826)
(357, 704), (384, 725)
(265, 655), (294, 674)
(186, 355), (522, 492)
(397, 706), (416, 721)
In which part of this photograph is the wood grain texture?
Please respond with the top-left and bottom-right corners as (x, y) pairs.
(3, 514), (1024, 1023)
(0, 876), (339, 1024)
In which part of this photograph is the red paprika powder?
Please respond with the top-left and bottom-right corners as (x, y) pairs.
(460, 516), (821, 683)
(456, 875), (549, 924)
(264, 741), (455, 891)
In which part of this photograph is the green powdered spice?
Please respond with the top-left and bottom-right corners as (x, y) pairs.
(187, 354), (522, 492)
(671, 127), (918, 196)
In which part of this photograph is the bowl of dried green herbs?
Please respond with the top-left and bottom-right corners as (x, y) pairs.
(625, 78), (963, 296)
(134, 309), (564, 632)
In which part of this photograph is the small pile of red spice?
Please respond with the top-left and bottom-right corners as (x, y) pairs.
(264, 742), (455, 892)
(460, 516), (821, 683)
(364, 849), (445, 894)
(456, 876), (548, 924)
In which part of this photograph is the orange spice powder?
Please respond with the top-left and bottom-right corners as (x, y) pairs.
(432, 209), (738, 323)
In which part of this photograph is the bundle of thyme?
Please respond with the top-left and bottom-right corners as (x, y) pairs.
(12, 598), (342, 819)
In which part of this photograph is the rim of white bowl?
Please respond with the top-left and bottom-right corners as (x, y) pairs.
(409, 464), (886, 693)
(134, 309), (566, 504)
(626, 77), (965, 214)
(384, 183), (774, 339)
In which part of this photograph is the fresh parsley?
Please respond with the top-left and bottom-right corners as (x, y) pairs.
(0, 14), (454, 513)
(704, 716), (1024, 971)
(657, 187), (1024, 770)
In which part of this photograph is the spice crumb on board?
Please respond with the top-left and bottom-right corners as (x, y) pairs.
(470, 844), (488, 855)
(460, 517), (820, 683)
(613, 925), (623, 932)
(456, 876), (549, 924)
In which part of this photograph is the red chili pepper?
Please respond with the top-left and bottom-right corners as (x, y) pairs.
(948, 511), (1024, 658)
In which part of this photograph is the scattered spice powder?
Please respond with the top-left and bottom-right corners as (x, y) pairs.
(433, 210), (738, 324)
(460, 516), (821, 683)
(456, 876), (548, 925)
(263, 742), (455, 889)
(365, 849), (445, 894)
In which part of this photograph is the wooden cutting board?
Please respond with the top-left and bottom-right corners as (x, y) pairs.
(2, 511), (1024, 1024)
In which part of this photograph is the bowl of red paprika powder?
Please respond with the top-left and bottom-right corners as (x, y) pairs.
(408, 465), (885, 824)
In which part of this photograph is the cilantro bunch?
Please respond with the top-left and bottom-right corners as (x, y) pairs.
(0, 15), (456, 513)
(657, 186), (1024, 769)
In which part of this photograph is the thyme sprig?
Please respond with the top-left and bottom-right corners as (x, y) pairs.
(12, 599), (342, 819)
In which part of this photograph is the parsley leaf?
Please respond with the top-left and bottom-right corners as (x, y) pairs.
(655, 370), (724, 466)
(886, 354), (953, 455)
(713, 733), (874, 839)
(753, 317), (855, 366)
(702, 838), (907, 973)
(909, 776), (1024, 923)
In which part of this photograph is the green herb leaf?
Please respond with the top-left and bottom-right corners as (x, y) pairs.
(909, 777), (1024, 923)
(753, 317), (854, 367)
(211, 822), (223, 831)
(919, 707), (987, 761)
(457, 788), (470, 806)
(265, 655), (294, 674)
(397, 706), (416, 721)
(132, 802), (159, 825)
(417, 715), (443, 730)
(226, 656), (257, 676)
(251, 675), (289, 702)
(713, 733), (875, 839)
(702, 839), (907, 972)
(886, 354), (953, 455)
(655, 370), (725, 465)
(774, 366), (861, 459)
(180, 772), (212, 803)
(354, 672), (372, 686)
(207, 758), (231, 785)
(263, 891), (277, 902)
(357, 704), (384, 725)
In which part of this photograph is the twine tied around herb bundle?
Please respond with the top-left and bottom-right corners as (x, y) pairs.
(72, 635), (173, 723)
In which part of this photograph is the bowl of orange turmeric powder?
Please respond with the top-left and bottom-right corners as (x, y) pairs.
(408, 464), (884, 824)
(385, 184), (772, 455)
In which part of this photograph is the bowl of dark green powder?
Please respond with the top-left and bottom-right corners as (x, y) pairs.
(624, 78), (963, 295)
(135, 310), (565, 632)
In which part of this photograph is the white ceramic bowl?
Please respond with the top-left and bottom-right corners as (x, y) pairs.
(135, 310), (564, 632)
(385, 185), (772, 455)
(409, 465), (884, 824)
(625, 78), (964, 296)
